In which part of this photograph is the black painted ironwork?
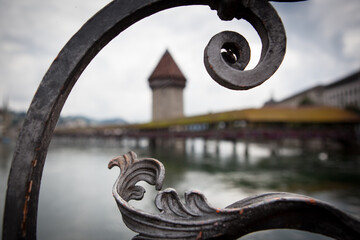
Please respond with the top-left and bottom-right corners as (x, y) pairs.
(2, 0), (359, 239)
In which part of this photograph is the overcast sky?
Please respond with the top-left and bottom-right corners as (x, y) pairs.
(1, 0), (360, 123)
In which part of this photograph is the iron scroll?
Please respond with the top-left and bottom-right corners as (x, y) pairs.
(109, 151), (360, 240)
(3, 0), (358, 240)
(204, 0), (286, 90)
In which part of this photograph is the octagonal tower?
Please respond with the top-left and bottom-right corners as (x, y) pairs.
(148, 50), (186, 121)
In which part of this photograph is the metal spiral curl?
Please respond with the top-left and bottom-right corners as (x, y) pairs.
(204, 0), (287, 90)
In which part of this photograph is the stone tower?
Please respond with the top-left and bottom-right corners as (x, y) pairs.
(148, 50), (186, 121)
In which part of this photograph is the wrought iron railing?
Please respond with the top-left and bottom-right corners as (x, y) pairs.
(2, 0), (360, 239)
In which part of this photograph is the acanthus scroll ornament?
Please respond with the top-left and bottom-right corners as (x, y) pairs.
(109, 152), (360, 240)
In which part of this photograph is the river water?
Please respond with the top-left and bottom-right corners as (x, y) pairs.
(1, 138), (359, 239)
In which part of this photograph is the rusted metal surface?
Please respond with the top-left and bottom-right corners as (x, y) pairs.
(109, 151), (360, 239)
(3, 0), (359, 239)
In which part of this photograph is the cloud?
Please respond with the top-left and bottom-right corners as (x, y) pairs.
(342, 28), (360, 60)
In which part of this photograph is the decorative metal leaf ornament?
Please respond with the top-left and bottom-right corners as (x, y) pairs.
(109, 152), (360, 240)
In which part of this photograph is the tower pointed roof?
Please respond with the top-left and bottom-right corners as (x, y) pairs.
(148, 50), (186, 89)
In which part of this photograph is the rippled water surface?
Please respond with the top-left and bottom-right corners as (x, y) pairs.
(1, 138), (359, 239)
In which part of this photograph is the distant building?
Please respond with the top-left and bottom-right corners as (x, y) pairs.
(148, 50), (186, 121)
(0, 100), (11, 138)
(323, 71), (360, 109)
(0, 109), (5, 136)
(266, 70), (360, 110)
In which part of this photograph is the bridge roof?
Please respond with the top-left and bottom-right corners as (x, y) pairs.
(132, 106), (360, 129)
(54, 107), (360, 136)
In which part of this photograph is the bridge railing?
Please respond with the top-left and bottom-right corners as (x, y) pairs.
(3, 0), (360, 239)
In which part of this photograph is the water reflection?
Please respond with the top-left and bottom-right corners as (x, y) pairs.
(0, 138), (359, 239)
(0, 142), (12, 170)
(0, 142), (14, 238)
